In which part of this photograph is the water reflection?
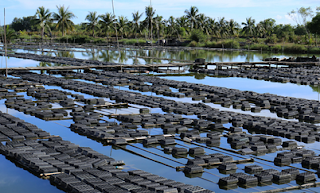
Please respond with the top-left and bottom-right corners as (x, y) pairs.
(10, 46), (317, 67)
(98, 50), (118, 63)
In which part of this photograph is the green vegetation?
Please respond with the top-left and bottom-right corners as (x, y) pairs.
(2, 5), (320, 54)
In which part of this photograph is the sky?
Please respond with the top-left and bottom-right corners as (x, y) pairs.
(0, 0), (319, 26)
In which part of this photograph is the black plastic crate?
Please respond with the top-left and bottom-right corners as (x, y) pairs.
(218, 176), (238, 186)
(244, 165), (263, 174)
(296, 172), (316, 183)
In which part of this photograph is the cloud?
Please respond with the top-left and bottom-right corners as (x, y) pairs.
(285, 14), (294, 21)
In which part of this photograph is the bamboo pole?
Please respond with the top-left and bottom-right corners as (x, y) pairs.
(4, 8), (7, 77)
(111, 0), (121, 72)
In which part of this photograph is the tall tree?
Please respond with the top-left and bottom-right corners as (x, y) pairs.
(154, 15), (164, 40)
(176, 16), (189, 34)
(242, 17), (256, 37)
(307, 13), (320, 35)
(259, 18), (276, 38)
(117, 16), (128, 38)
(145, 6), (156, 40)
(288, 7), (313, 36)
(99, 13), (116, 39)
(217, 17), (228, 38)
(11, 16), (37, 32)
(84, 11), (99, 37)
(132, 11), (143, 39)
(227, 19), (240, 38)
(184, 6), (199, 30)
(166, 16), (177, 38)
(197, 13), (207, 32)
(34, 6), (52, 39)
(52, 5), (76, 36)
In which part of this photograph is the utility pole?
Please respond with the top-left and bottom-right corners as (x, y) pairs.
(150, 0), (152, 46)
(112, 0), (121, 72)
(4, 8), (7, 78)
(112, 0), (119, 49)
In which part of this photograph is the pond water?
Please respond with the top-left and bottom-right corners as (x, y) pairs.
(1, 47), (320, 192)
(4, 46), (317, 67)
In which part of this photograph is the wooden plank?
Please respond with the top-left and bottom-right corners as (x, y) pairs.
(40, 172), (62, 177)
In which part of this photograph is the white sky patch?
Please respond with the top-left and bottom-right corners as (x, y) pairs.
(285, 14), (294, 21)
(276, 15), (283, 20)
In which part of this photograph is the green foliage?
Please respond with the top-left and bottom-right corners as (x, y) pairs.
(283, 44), (307, 53)
(271, 45), (282, 52)
(119, 39), (146, 45)
(0, 26), (18, 43)
(309, 47), (320, 53)
(307, 13), (320, 34)
(188, 40), (198, 47)
(31, 34), (41, 39)
(11, 16), (37, 32)
(18, 31), (30, 40)
(178, 27), (187, 37)
(189, 29), (206, 42)
(205, 39), (240, 49)
(294, 24), (307, 35)
(266, 34), (278, 44)
(52, 5), (76, 36)
(249, 43), (269, 51)
(56, 34), (106, 44)
(223, 40), (240, 49)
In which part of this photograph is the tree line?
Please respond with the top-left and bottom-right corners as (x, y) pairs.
(3, 5), (320, 45)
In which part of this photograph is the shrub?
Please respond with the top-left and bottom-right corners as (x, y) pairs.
(189, 29), (207, 42)
(178, 27), (187, 37)
(222, 40), (240, 49)
(309, 47), (320, 54)
(271, 45), (282, 52)
(250, 43), (269, 51)
(205, 41), (217, 48)
(188, 41), (198, 47)
(204, 40), (239, 49)
(284, 44), (307, 53)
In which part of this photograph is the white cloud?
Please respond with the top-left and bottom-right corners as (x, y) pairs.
(276, 15), (283, 20)
(285, 14), (294, 21)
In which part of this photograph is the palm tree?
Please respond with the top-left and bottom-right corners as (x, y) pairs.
(205, 18), (216, 37)
(132, 11), (143, 39)
(52, 5), (76, 36)
(1, 26), (17, 43)
(184, 6), (199, 30)
(242, 17), (256, 37)
(99, 13), (116, 39)
(166, 16), (177, 38)
(85, 11), (99, 37)
(217, 17), (228, 38)
(197, 14), (209, 34)
(227, 19), (240, 38)
(145, 6), (156, 40)
(259, 18), (276, 38)
(255, 23), (265, 38)
(154, 15), (164, 40)
(176, 16), (189, 35)
(34, 6), (52, 40)
(117, 16), (128, 38)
